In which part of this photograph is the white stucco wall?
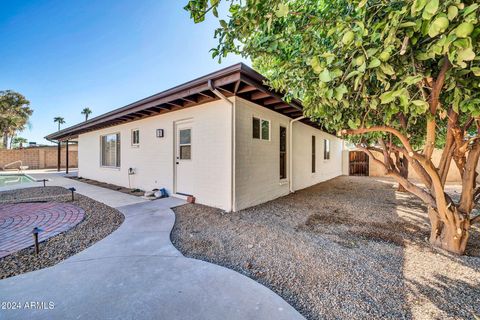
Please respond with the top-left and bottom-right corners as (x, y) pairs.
(233, 97), (344, 211)
(78, 99), (232, 210)
(291, 121), (344, 191)
(234, 97), (291, 211)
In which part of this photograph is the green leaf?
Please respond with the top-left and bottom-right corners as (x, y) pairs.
(403, 75), (423, 85)
(471, 67), (480, 76)
(411, 0), (427, 16)
(380, 63), (395, 75)
(275, 3), (289, 18)
(358, 0), (367, 8)
(462, 4), (479, 17)
(447, 6), (458, 20)
(342, 31), (355, 46)
(411, 100), (429, 108)
(399, 22), (417, 28)
(367, 58), (381, 69)
(422, 0), (438, 20)
(345, 70), (360, 80)
(455, 23), (474, 38)
(319, 69), (332, 82)
(334, 84), (348, 100)
(380, 91), (396, 104)
(457, 47), (476, 62)
(428, 17), (449, 37)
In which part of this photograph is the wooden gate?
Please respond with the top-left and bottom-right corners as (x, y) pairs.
(349, 151), (369, 176)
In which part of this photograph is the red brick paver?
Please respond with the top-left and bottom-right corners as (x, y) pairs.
(0, 202), (85, 258)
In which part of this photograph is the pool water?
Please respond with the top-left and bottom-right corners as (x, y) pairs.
(0, 174), (35, 187)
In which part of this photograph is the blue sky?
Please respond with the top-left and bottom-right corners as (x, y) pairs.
(0, 0), (248, 145)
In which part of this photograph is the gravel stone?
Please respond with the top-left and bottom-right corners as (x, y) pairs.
(0, 186), (124, 279)
(171, 176), (480, 320)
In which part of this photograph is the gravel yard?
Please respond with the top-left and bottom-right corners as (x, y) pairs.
(0, 186), (124, 279)
(171, 176), (480, 320)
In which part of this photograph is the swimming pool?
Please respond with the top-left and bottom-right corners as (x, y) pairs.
(0, 174), (35, 187)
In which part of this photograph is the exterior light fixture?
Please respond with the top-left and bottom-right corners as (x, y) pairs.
(32, 227), (43, 254)
(156, 129), (164, 138)
(68, 187), (76, 201)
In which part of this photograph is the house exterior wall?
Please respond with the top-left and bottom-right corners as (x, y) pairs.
(233, 97), (344, 211)
(291, 121), (344, 191)
(78, 99), (232, 210)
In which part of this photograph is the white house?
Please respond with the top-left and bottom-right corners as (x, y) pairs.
(47, 63), (344, 211)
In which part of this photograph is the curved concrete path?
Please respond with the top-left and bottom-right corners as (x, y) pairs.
(0, 172), (304, 320)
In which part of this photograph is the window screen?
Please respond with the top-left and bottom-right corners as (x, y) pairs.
(101, 133), (120, 167)
(324, 139), (330, 160)
(312, 136), (316, 173)
(280, 126), (287, 179)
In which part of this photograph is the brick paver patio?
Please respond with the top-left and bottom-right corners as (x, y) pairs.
(0, 202), (85, 258)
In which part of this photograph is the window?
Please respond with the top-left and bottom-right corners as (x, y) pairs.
(280, 126), (287, 179)
(324, 139), (330, 160)
(131, 129), (140, 146)
(101, 133), (120, 167)
(312, 136), (316, 173)
(252, 117), (260, 139)
(252, 117), (270, 140)
(179, 128), (191, 160)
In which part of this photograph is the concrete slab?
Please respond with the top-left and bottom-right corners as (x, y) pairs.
(0, 178), (304, 320)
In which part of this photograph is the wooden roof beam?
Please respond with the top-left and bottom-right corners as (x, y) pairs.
(274, 104), (292, 110)
(251, 91), (271, 100)
(263, 97), (282, 105)
(237, 84), (257, 93)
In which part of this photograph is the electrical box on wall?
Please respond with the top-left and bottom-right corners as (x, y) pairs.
(156, 129), (164, 138)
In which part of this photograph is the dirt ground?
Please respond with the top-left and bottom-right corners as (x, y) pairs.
(171, 176), (480, 320)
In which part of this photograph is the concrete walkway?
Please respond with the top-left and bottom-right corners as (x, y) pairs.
(0, 172), (304, 320)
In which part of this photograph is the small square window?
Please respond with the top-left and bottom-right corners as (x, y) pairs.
(131, 129), (140, 146)
(252, 117), (270, 140)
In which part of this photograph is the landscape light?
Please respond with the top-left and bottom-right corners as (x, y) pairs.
(31, 227), (43, 255)
(68, 187), (76, 201)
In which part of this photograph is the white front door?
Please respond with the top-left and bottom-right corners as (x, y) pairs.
(174, 120), (194, 196)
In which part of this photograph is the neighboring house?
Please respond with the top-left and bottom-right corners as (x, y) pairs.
(46, 63), (344, 211)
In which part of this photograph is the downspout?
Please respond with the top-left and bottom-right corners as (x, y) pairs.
(208, 80), (236, 212)
(289, 116), (305, 193)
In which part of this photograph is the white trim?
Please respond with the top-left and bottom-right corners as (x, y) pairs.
(252, 116), (271, 141)
(100, 132), (121, 168)
(131, 128), (140, 147)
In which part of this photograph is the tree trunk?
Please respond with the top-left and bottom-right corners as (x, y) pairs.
(2, 132), (8, 149)
(397, 155), (409, 192)
(428, 206), (470, 255)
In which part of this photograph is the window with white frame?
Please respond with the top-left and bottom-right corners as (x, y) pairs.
(252, 117), (270, 140)
(131, 129), (140, 146)
(324, 139), (330, 160)
(101, 133), (121, 167)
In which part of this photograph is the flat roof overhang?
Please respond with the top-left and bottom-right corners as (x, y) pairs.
(46, 63), (322, 141)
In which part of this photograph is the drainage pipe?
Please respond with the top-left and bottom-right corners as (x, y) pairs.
(208, 80), (236, 212)
(288, 116), (305, 193)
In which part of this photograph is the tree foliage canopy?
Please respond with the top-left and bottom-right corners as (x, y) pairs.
(186, 0), (480, 254)
(0, 90), (32, 149)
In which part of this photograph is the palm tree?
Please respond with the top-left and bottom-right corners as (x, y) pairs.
(12, 136), (28, 149)
(0, 90), (32, 149)
(81, 107), (92, 121)
(54, 117), (65, 131)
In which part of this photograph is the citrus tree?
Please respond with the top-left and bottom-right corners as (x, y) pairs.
(185, 0), (480, 254)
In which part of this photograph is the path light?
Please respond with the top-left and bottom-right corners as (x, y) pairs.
(68, 187), (76, 201)
(32, 227), (43, 255)
(41, 179), (49, 187)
